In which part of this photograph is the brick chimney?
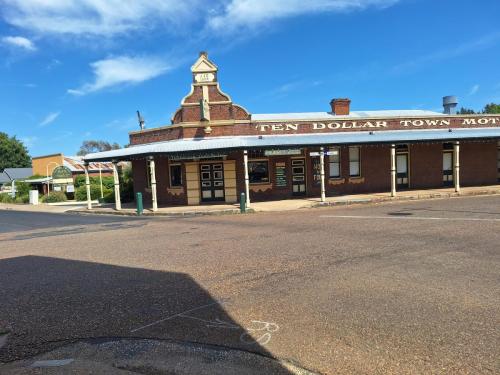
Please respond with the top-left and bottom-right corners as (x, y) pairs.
(330, 98), (351, 115)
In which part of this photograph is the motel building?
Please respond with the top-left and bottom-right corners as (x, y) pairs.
(84, 52), (500, 211)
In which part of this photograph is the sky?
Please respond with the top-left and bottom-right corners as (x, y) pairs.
(0, 0), (499, 157)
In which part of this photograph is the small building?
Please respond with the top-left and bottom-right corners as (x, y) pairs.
(32, 154), (114, 194)
(83, 52), (500, 210)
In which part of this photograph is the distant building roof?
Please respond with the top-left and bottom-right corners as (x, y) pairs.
(62, 156), (113, 173)
(251, 110), (444, 121)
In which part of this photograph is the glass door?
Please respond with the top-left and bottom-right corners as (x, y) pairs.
(200, 163), (225, 202)
(396, 153), (409, 188)
(291, 159), (306, 196)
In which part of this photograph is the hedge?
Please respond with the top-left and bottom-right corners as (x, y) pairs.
(75, 184), (114, 202)
(41, 192), (67, 203)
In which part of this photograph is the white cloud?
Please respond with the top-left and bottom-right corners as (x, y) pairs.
(68, 56), (170, 95)
(0, 0), (201, 36)
(208, 0), (400, 32)
(39, 111), (60, 127)
(1, 35), (36, 50)
(469, 84), (479, 96)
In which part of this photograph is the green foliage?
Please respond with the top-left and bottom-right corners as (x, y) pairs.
(15, 195), (30, 204)
(74, 175), (86, 188)
(483, 103), (500, 114)
(457, 107), (475, 115)
(73, 166), (133, 203)
(41, 191), (68, 203)
(0, 132), (31, 170)
(74, 175), (114, 189)
(14, 181), (31, 197)
(77, 140), (121, 156)
(75, 184), (114, 202)
(120, 165), (134, 203)
(0, 193), (14, 203)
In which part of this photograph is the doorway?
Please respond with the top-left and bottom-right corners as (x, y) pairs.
(291, 159), (306, 196)
(396, 152), (409, 189)
(200, 163), (225, 202)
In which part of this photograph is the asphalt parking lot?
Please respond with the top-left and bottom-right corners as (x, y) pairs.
(0, 195), (499, 374)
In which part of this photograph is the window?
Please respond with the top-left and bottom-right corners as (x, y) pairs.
(248, 160), (269, 184)
(329, 147), (341, 178)
(170, 164), (182, 187)
(349, 146), (360, 177)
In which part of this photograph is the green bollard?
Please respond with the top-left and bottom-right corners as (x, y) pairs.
(136, 192), (143, 216)
(240, 192), (246, 213)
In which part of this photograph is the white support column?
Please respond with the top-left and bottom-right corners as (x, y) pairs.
(319, 147), (326, 203)
(112, 161), (121, 210)
(243, 150), (250, 207)
(149, 157), (158, 212)
(454, 141), (460, 193)
(84, 164), (92, 210)
(390, 144), (397, 197)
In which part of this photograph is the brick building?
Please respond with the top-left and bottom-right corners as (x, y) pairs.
(84, 52), (500, 210)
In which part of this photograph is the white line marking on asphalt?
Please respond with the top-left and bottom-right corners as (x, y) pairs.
(130, 300), (228, 333)
(31, 359), (74, 367)
(319, 215), (500, 222)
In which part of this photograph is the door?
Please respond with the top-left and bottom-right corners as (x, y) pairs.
(443, 151), (453, 186)
(396, 153), (409, 188)
(291, 159), (306, 196)
(200, 163), (225, 202)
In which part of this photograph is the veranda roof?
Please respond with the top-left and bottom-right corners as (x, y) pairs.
(84, 127), (500, 162)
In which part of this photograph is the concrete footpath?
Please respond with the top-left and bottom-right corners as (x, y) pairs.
(1, 185), (499, 217)
(73, 185), (500, 216)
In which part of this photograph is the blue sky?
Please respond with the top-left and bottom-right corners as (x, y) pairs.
(1, 0), (499, 157)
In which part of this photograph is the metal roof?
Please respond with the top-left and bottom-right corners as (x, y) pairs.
(84, 127), (500, 161)
(1, 168), (33, 182)
(63, 156), (114, 172)
(251, 110), (444, 121)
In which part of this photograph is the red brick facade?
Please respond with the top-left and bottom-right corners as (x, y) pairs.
(126, 53), (500, 206)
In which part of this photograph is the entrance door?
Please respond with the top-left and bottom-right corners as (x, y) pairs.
(443, 151), (453, 186)
(291, 159), (306, 196)
(200, 163), (225, 202)
(396, 153), (409, 188)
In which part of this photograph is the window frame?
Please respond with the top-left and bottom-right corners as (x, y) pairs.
(328, 147), (341, 179)
(248, 159), (270, 185)
(348, 146), (361, 178)
(169, 163), (183, 188)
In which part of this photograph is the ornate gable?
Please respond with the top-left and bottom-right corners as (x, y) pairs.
(172, 52), (250, 131)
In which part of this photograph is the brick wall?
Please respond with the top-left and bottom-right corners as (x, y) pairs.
(410, 143), (443, 189)
(461, 141), (498, 186)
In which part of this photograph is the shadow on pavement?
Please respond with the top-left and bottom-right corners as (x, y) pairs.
(0, 256), (296, 374)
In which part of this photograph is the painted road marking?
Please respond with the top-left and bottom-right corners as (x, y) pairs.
(31, 359), (74, 367)
(130, 300), (228, 333)
(320, 215), (500, 222)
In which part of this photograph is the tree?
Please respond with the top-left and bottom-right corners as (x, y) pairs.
(457, 107), (475, 114)
(77, 140), (121, 156)
(483, 103), (500, 114)
(0, 132), (31, 171)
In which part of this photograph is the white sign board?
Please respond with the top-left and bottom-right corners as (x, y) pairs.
(66, 184), (75, 193)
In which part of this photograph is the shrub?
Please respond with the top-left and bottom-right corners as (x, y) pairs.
(74, 184), (113, 201)
(0, 193), (14, 203)
(15, 195), (30, 204)
(15, 181), (31, 197)
(41, 191), (67, 203)
(74, 175), (86, 188)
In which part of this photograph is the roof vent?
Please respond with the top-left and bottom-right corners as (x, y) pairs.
(443, 96), (458, 115)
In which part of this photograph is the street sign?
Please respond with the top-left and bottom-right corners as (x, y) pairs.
(310, 150), (338, 156)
